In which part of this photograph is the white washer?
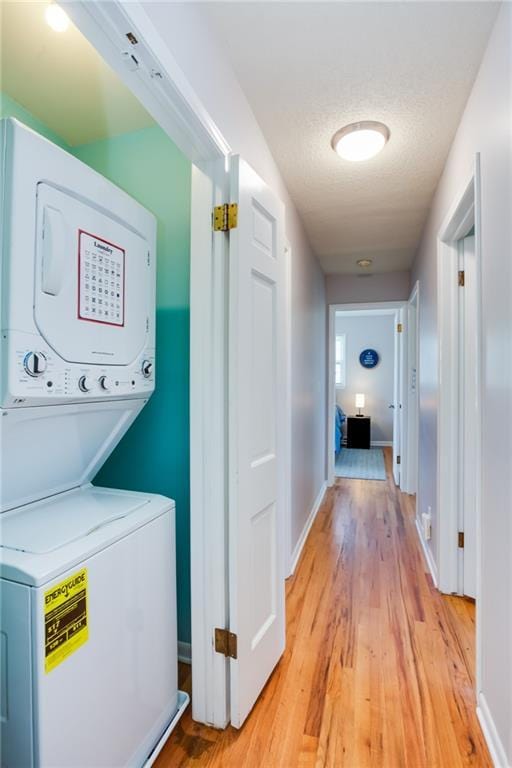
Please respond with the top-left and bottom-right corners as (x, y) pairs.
(0, 119), (187, 767)
(1, 487), (177, 768)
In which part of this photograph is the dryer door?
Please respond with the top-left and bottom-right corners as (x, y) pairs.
(34, 183), (151, 366)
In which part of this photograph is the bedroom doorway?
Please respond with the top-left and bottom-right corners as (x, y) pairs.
(327, 302), (407, 487)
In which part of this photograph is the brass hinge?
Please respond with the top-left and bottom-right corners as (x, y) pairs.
(214, 628), (238, 659)
(458, 531), (465, 548)
(397, 455), (401, 465)
(397, 323), (403, 333)
(213, 203), (238, 232)
(458, 270), (465, 287)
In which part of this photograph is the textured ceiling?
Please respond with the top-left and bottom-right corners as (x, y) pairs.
(200, 2), (500, 274)
(1, 1), (154, 146)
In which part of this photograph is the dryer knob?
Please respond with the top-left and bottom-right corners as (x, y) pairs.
(24, 352), (47, 377)
(98, 376), (110, 391)
(141, 360), (153, 379)
(78, 375), (93, 393)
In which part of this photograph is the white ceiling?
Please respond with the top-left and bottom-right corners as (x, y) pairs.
(1, 1), (154, 146)
(200, 2), (500, 274)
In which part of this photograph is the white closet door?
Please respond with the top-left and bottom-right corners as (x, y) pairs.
(228, 156), (286, 728)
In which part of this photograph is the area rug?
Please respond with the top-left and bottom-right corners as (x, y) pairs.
(335, 448), (386, 481)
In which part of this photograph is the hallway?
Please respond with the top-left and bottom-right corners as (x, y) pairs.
(157, 450), (490, 767)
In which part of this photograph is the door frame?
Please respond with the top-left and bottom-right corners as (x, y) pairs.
(402, 281), (420, 495)
(327, 301), (407, 487)
(63, 0), (291, 728)
(283, 243), (293, 577)
(436, 157), (482, 688)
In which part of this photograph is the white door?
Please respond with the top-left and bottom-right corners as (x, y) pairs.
(228, 157), (286, 727)
(461, 235), (477, 599)
(392, 311), (404, 486)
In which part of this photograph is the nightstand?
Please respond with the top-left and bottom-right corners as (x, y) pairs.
(346, 416), (371, 449)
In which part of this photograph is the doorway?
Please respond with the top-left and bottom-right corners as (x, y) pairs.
(437, 160), (481, 606)
(327, 302), (407, 488)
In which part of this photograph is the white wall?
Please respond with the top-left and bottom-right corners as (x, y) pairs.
(335, 314), (395, 443)
(411, 5), (512, 763)
(142, 3), (326, 556)
(326, 270), (410, 305)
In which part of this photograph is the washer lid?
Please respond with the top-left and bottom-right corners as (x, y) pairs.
(1, 488), (149, 554)
(0, 486), (174, 587)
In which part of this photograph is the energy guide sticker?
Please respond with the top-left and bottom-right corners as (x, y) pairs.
(44, 568), (88, 673)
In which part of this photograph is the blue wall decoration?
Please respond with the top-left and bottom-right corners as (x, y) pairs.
(359, 349), (380, 368)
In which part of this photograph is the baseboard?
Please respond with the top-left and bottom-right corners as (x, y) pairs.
(341, 440), (392, 447)
(477, 692), (511, 768)
(415, 517), (438, 588)
(288, 482), (326, 577)
(178, 641), (192, 665)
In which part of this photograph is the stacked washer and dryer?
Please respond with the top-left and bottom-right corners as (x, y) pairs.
(0, 119), (188, 767)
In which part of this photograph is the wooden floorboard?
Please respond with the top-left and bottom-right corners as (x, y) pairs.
(156, 449), (491, 767)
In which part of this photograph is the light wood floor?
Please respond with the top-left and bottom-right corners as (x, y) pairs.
(156, 449), (491, 767)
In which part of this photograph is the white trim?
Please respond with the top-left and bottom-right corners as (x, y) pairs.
(283, 243), (293, 577)
(437, 157), (485, 722)
(190, 161), (230, 728)
(178, 641), (192, 665)
(327, 301), (406, 487)
(415, 518), (438, 588)
(63, 2), (230, 165)
(288, 483), (326, 577)
(403, 281), (419, 495)
(436, 160), (481, 598)
(477, 693), (511, 768)
(63, 1), (235, 730)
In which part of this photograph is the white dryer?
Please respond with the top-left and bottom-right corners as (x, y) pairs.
(0, 119), (187, 767)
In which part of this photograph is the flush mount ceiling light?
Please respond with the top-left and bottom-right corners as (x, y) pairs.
(331, 121), (390, 162)
(45, 3), (70, 32)
(357, 259), (373, 269)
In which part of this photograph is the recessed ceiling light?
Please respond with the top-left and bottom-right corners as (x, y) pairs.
(45, 4), (70, 32)
(331, 121), (390, 162)
(357, 259), (373, 268)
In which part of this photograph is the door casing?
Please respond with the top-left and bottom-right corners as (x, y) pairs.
(327, 302), (407, 488)
(436, 157), (482, 692)
(63, 0), (291, 729)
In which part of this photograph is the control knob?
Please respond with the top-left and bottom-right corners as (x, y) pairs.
(78, 375), (94, 393)
(98, 376), (110, 391)
(24, 352), (47, 377)
(141, 360), (153, 379)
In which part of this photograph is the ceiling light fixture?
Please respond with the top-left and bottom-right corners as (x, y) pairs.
(357, 259), (373, 269)
(331, 121), (390, 162)
(45, 3), (70, 32)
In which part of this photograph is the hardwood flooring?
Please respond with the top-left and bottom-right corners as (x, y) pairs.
(156, 449), (491, 767)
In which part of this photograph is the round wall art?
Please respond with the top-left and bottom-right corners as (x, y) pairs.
(359, 348), (379, 368)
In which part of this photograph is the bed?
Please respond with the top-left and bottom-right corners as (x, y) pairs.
(335, 405), (346, 454)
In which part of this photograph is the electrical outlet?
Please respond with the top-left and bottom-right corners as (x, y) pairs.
(422, 507), (432, 540)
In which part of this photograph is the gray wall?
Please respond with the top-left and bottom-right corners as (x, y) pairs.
(143, 2), (327, 562)
(325, 270), (410, 305)
(335, 314), (395, 443)
(411, 5), (511, 760)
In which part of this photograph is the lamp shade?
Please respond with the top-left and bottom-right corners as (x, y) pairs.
(355, 393), (365, 409)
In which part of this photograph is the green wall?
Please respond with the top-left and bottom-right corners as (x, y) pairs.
(1, 96), (193, 644)
(1, 93), (71, 149)
(75, 130), (191, 644)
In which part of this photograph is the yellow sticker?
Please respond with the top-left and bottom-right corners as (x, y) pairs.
(44, 568), (88, 673)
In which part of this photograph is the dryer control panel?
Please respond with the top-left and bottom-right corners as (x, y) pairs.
(3, 331), (154, 407)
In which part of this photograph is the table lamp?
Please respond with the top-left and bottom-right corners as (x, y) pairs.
(355, 393), (365, 417)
